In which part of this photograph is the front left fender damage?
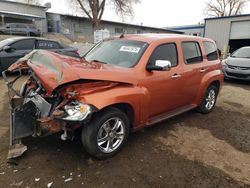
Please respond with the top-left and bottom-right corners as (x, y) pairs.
(3, 69), (122, 159)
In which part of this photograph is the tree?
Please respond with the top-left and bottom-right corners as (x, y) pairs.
(204, 0), (250, 17)
(75, 0), (140, 28)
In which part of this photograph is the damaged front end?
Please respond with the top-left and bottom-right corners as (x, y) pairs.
(3, 50), (130, 159)
(3, 60), (96, 159)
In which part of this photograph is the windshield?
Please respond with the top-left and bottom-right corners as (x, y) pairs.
(0, 38), (14, 49)
(232, 47), (250, 58)
(84, 39), (148, 68)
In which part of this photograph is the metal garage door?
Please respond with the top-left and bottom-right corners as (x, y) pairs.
(230, 21), (250, 39)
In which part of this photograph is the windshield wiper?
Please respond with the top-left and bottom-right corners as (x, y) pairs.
(91, 59), (108, 64)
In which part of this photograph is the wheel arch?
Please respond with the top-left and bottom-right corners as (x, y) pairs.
(96, 103), (135, 130)
(194, 70), (224, 105)
(208, 80), (221, 91)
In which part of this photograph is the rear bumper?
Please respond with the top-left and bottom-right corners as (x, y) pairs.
(222, 67), (250, 81)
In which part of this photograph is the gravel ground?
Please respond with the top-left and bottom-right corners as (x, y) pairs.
(0, 77), (249, 188)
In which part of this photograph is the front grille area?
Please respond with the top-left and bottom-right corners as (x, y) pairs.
(228, 65), (250, 70)
(226, 72), (250, 78)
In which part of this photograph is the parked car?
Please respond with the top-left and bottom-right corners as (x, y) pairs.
(3, 34), (224, 159)
(0, 23), (41, 36)
(222, 46), (250, 81)
(0, 37), (80, 72)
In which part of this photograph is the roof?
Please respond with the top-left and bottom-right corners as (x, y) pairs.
(0, 0), (47, 8)
(113, 33), (207, 43)
(2, 36), (58, 43)
(47, 13), (183, 34)
(205, 13), (250, 21)
(100, 19), (183, 34)
(169, 24), (205, 31)
(0, 11), (45, 19)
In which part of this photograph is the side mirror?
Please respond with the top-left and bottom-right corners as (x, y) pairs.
(3, 46), (15, 53)
(6, 26), (10, 29)
(146, 60), (171, 71)
(227, 53), (231, 57)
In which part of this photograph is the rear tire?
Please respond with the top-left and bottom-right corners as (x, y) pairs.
(197, 85), (218, 114)
(81, 108), (130, 159)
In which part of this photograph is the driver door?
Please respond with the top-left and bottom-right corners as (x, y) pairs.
(143, 43), (187, 117)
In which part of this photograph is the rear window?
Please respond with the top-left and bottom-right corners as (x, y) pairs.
(182, 42), (203, 64)
(203, 41), (218, 61)
(37, 40), (61, 49)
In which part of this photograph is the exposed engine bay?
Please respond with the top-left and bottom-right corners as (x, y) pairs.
(3, 70), (97, 159)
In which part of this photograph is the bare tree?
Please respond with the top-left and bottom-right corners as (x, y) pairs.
(204, 0), (250, 17)
(75, 0), (140, 28)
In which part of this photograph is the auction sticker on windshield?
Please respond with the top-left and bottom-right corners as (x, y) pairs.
(120, 46), (141, 53)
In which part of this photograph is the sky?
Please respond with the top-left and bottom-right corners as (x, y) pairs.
(34, 0), (250, 28)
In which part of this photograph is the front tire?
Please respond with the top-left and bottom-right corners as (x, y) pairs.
(82, 108), (130, 159)
(197, 85), (218, 114)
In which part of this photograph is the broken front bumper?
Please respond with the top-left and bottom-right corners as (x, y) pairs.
(2, 70), (52, 158)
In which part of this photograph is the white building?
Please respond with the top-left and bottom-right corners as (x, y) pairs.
(168, 24), (204, 37)
(47, 13), (183, 43)
(0, 0), (50, 33)
(204, 14), (250, 56)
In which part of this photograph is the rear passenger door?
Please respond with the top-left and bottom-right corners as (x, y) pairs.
(181, 41), (206, 104)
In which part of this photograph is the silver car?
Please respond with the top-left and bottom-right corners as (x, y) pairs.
(0, 23), (40, 36)
(222, 47), (250, 81)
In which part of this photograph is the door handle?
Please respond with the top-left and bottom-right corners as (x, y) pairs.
(171, 74), (181, 79)
(200, 68), (207, 73)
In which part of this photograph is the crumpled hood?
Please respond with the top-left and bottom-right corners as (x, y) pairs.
(26, 50), (138, 94)
(226, 57), (250, 68)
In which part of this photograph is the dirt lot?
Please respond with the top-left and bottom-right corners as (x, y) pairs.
(0, 77), (249, 188)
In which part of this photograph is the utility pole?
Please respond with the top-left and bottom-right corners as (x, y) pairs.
(1, 15), (4, 26)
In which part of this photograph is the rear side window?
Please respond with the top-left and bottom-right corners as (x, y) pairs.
(37, 40), (61, 49)
(16, 24), (26, 29)
(149, 43), (178, 67)
(182, 42), (203, 64)
(28, 25), (37, 29)
(203, 41), (218, 61)
(10, 39), (35, 50)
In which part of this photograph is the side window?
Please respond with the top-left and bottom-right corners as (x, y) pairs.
(182, 42), (203, 64)
(149, 43), (178, 67)
(9, 24), (17, 28)
(203, 41), (219, 61)
(16, 24), (25, 29)
(10, 39), (35, 50)
(37, 40), (61, 49)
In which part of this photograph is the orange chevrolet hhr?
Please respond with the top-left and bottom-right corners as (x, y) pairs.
(3, 34), (224, 159)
